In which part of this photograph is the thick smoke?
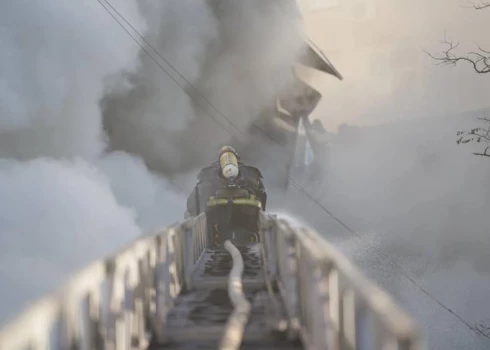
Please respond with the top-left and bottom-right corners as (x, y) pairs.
(0, 0), (181, 323)
(0, 0), (305, 325)
(0, 1), (144, 160)
(322, 115), (490, 273)
(103, 0), (219, 174)
(313, 116), (490, 349)
(0, 158), (140, 321)
(96, 152), (185, 230)
(103, 0), (305, 175)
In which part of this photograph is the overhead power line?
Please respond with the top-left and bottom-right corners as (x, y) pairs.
(95, 0), (242, 141)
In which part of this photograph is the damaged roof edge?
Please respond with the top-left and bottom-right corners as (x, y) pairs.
(297, 33), (343, 80)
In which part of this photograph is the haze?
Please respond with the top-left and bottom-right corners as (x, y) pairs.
(0, 1), (489, 349)
(291, 1), (490, 349)
(301, 0), (490, 127)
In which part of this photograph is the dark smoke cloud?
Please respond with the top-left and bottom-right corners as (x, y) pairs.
(103, 0), (306, 175)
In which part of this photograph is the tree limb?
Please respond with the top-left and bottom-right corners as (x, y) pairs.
(462, 0), (490, 10)
(426, 3), (490, 73)
(426, 3), (490, 158)
(457, 117), (490, 157)
(425, 35), (490, 74)
(473, 147), (490, 157)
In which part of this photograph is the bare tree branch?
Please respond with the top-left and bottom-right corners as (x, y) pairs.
(427, 3), (490, 158)
(425, 35), (490, 74)
(476, 319), (490, 337)
(462, 0), (490, 10)
(426, 4), (490, 73)
(473, 147), (490, 157)
(457, 117), (490, 157)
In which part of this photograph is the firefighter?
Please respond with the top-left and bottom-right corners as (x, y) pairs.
(216, 146), (266, 209)
(190, 146), (267, 245)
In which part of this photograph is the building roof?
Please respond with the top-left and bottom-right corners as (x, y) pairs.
(297, 33), (343, 80)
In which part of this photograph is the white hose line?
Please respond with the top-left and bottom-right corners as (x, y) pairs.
(219, 240), (252, 350)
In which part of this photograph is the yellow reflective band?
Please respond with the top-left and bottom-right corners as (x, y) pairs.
(207, 195), (262, 209)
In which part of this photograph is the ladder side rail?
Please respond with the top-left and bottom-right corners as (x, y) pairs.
(0, 214), (207, 349)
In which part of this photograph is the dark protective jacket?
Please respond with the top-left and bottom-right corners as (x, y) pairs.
(197, 161), (267, 209)
(186, 161), (267, 216)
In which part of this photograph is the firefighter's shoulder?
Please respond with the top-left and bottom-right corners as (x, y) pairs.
(197, 162), (219, 181)
(239, 164), (263, 179)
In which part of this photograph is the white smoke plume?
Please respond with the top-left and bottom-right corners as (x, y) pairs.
(322, 113), (490, 274)
(0, 1), (145, 160)
(0, 0), (305, 325)
(0, 0), (178, 324)
(96, 151), (185, 230)
(310, 114), (490, 350)
(0, 158), (141, 322)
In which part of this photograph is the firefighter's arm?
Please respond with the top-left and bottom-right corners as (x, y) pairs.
(261, 190), (267, 211)
(256, 179), (267, 210)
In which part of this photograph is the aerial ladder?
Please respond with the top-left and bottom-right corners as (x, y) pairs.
(0, 211), (424, 350)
